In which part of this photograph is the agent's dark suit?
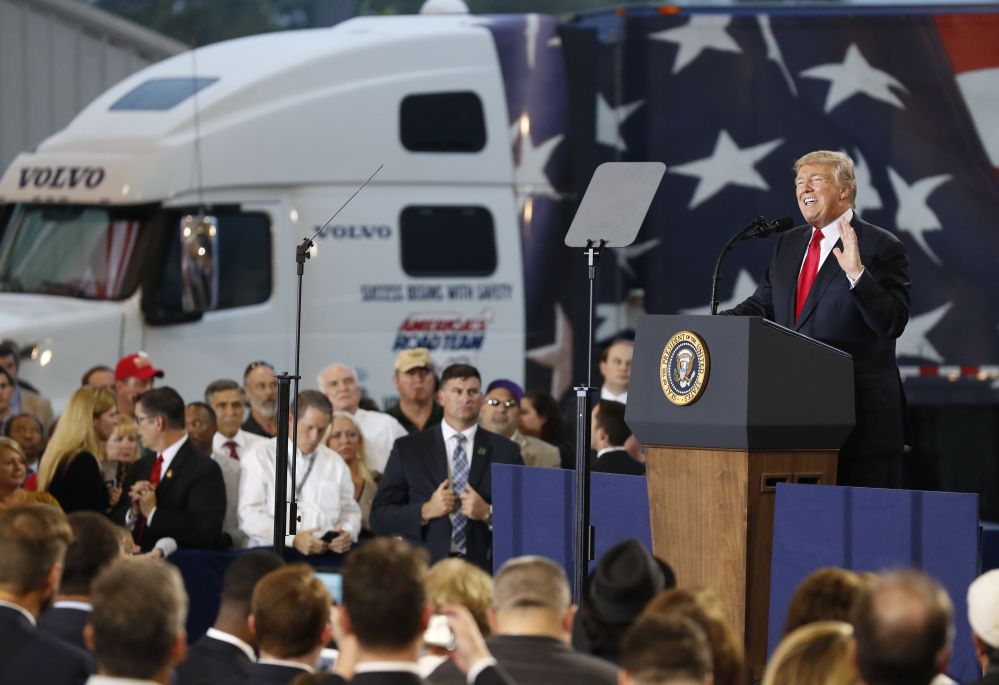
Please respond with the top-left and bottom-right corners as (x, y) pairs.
(110, 438), (227, 551)
(723, 215), (911, 487)
(175, 632), (253, 685)
(370, 425), (524, 572)
(323, 664), (519, 685)
(0, 604), (94, 685)
(36, 604), (90, 652)
(590, 449), (646, 477)
(238, 662), (311, 685)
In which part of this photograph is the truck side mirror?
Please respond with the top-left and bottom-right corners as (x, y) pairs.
(180, 214), (218, 312)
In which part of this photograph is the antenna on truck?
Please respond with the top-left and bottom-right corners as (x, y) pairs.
(272, 164), (384, 557)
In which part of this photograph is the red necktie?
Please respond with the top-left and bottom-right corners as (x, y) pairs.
(225, 441), (239, 460)
(138, 454), (163, 543)
(796, 229), (824, 321)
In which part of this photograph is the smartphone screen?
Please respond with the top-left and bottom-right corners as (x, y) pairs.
(315, 571), (343, 604)
(423, 613), (454, 650)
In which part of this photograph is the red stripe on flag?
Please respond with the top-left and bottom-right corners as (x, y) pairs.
(919, 367), (937, 377)
(934, 14), (999, 74)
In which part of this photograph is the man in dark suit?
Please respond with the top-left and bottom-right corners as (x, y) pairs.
(723, 150), (910, 488)
(175, 550), (285, 685)
(429, 555), (619, 685)
(111, 387), (227, 551)
(37, 511), (121, 652)
(371, 364), (524, 572)
(84, 557), (188, 685)
(240, 564), (333, 685)
(590, 401), (645, 477)
(0, 505), (94, 685)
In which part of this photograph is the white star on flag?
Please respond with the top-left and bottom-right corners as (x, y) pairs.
(848, 148), (883, 217)
(887, 167), (951, 265)
(595, 299), (648, 342)
(649, 15), (742, 74)
(670, 130), (784, 209)
(611, 239), (660, 279)
(896, 302), (952, 363)
(757, 14), (797, 96)
(510, 117), (564, 212)
(800, 43), (908, 113)
(680, 269), (759, 315)
(596, 94), (645, 152)
(525, 302), (574, 399)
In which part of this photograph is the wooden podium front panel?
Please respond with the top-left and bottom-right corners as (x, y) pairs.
(645, 446), (837, 682)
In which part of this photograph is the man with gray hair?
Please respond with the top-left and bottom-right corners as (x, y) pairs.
(429, 556), (619, 685)
(317, 363), (406, 473)
(966, 569), (999, 685)
(851, 570), (954, 685)
(83, 560), (188, 685)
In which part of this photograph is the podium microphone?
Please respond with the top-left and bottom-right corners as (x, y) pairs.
(744, 216), (794, 239)
(710, 216), (795, 315)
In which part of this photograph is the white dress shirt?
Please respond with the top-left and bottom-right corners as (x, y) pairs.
(211, 429), (265, 550)
(238, 438), (361, 548)
(600, 387), (628, 404)
(205, 627), (255, 661)
(352, 407), (408, 473)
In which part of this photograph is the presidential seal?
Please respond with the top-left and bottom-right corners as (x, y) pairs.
(660, 331), (709, 406)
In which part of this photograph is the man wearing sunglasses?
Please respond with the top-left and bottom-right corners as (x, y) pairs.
(480, 379), (559, 470)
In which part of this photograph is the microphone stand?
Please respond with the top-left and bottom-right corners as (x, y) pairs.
(709, 217), (766, 316)
(271, 165), (382, 557)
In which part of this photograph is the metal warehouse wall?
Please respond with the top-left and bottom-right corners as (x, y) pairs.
(0, 0), (186, 172)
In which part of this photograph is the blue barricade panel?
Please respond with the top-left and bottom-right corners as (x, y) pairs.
(769, 483), (980, 682)
(491, 463), (653, 576)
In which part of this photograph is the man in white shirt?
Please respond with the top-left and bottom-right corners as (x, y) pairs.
(239, 390), (361, 554)
(317, 363), (407, 473)
(205, 379), (265, 550)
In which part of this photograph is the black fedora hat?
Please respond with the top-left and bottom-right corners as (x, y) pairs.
(586, 539), (676, 624)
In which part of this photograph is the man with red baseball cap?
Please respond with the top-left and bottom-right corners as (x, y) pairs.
(114, 352), (164, 418)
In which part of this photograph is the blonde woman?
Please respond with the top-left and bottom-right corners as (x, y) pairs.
(0, 437), (61, 512)
(762, 621), (857, 685)
(100, 415), (140, 496)
(37, 386), (117, 513)
(326, 410), (378, 535)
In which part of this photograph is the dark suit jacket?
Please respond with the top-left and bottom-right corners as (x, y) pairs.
(429, 635), (619, 685)
(36, 605), (90, 653)
(723, 215), (911, 460)
(238, 662), (313, 685)
(591, 449), (646, 476)
(335, 664), (517, 685)
(175, 633), (254, 685)
(0, 604), (94, 685)
(370, 425), (524, 572)
(46, 451), (109, 514)
(110, 438), (227, 551)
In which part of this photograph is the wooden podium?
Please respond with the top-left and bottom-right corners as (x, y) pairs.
(627, 315), (855, 680)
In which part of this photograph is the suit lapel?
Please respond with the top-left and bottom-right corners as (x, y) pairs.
(778, 228), (812, 326)
(432, 428), (449, 485)
(468, 430), (490, 487)
(794, 216), (863, 329)
(156, 441), (188, 498)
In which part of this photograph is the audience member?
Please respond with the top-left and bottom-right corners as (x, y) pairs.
(600, 340), (633, 403)
(37, 511), (122, 652)
(101, 415), (140, 493)
(783, 567), (865, 636)
(81, 365), (116, 393)
(426, 558), (494, 638)
(0, 366), (16, 424)
(590, 401), (645, 476)
(242, 564), (333, 684)
(242, 361), (279, 438)
(619, 614), (713, 685)
(480, 380), (559, 469)
(761, 621), (856, 685)
(239, 391), (361, 554)
(84, 558), (188, 685)
(429, 555), (618, 685)
(0, 343), (54, 430)
(851, 570), (954, 685)
(3, 413), (46, 476)
(207, 379), (265, 549)
(185, 402), (218, 454)
(335, 536), (513, 685)
(114, 352), (164, 419)
(37, 386), (118, 513)
(327, 411), (378, 536)
(0, 505), (94, 684)
(519, 390), (573, 469)
(385, 348), (443, 434)
(371, 363), (523, 572)
(578, 539), (675, 661)
(0, 437), (61, 511)
(175, 550), (285, 685)
(318, 364), (407, 474)
(643, 588), (745, 685)
(967, 569), (999, 685)
(111, 387), (226, 552)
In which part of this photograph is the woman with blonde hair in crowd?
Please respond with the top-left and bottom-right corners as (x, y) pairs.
(99, 414), (140, 500)
(326, 410), (379, 536)
(762, 621), (857, 685)
(37, 385), (118, 513)
(0, 437), (61, 512)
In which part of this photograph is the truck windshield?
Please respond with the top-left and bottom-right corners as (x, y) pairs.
(0, 204), (149, 300)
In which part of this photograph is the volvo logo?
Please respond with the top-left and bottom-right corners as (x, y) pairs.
(18, 166), (106, 189)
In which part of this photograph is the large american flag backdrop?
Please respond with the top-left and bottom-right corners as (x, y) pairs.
(485, 8), (999, 407)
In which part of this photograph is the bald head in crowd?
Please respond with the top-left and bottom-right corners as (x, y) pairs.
(852, 570), (954, 685)
(490, 556), (574, 641)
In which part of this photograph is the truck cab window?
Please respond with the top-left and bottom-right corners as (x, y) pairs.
(400, 206), (496, 277)
(400, 92), (486, 152)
